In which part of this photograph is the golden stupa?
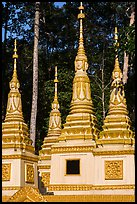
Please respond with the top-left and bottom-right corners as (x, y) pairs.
(97, 27), (135, 145)
(2, 40), (38, 200)
(38, 66), (61, 188)
(58, 3), (99, 142)
(2, 40), (34, 152)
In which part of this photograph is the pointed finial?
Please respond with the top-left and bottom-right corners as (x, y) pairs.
(75, 2), (88, 72)
(12, 39), (18, 79)
(112, 27), (122, 81)
(114, 26), (119, 54)
(77, 2), (85, 56)
(10, 39), (20, 89)
(13, 39), (18, 59)
(54, 66), (58, 101)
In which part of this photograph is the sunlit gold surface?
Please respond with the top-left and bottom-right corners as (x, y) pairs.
(5, 186), (45, 202)
(58, 2), (98, 142)
(48, 184), (134, 191)
(2, 40), (34, 152)
(2, 163), (11, 181)
(105, 160), (123, 180)
(2, 194), (135, 202)
(98, 27), (135, 144)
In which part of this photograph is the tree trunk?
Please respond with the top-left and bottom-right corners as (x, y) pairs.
(30, 2), (40, 148)
(122, 8), (135, 85)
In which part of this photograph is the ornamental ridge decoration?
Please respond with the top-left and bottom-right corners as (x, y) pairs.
(25, 164), (34, 183)
(41, 172), (50, 187)
(2, 163), (11, 181)
(105, 160), (123, 180)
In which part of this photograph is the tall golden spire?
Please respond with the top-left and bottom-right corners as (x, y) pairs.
(58, 2), (99, 142)
(12, 39), (19, 84)
(98, 27), (135, 145)
(112, 27), (122, 82)
(47, 66), (61, 137)
(75, 2), (88, 72)
(5, 39), (24, 122)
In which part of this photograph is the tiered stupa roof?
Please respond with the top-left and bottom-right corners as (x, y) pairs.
(2, 40), (34, 153)
(39, 66), (61, 156)
(97, 27), (135, 145)
(58, 2), (99, 142)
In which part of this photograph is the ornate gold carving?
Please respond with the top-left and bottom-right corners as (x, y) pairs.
(2, 143), (34, 152)
(2, 186), (21, 191)
(2, 163), (11, 181)
(48, 184), (135, 191)
(38, 155), (51, 160)
(25, 164), (34, 183)
(41, 172), (50, 187)
(93, 149), (134, 156)
(2, 134), (33, 146)
(38, 165), (50, 169)
(2, 194), (135, 202)
(7, 186), (45, 202)
(51, 145), (94, 154)
(43, 194), (135, 202)
(105, 160), (123, 180)
(2, 154), (38, 162)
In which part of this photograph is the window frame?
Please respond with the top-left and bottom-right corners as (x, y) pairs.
(65, 159), (80, 176)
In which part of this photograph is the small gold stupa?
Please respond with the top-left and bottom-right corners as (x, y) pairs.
(2, 40), (38, 197)
(39, 66), (61, 156)
(97, 27), (135, 145)
(2, 40), (33, 151)
(38, 66), (61, 188)
(58, 2), (99, 142)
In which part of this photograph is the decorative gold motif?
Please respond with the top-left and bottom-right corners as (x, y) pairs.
(38, 165), (50, 169)
(2, 163), (11, 181)
(2, 144), (34, 153)
(7, 186), (46, 202)
(48, 184), (134, 191)
(98, 27), (135, 143)
(93, 149), (134, 156)
(2, 194), (135, 202)
(2, 154), (38, 162)
(105, 160), (123, 180)
(2, 134), (33, 146)
(25, 164), (34, 183)
(2, 186), (21, 191)
(43, 194), (135, 202)
(38, 155), (51, 160)
(51, 145), (94, 154)
(41, 172), (50, 187)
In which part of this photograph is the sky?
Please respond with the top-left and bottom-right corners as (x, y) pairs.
(2, 2), (66, 42)
(54, 2), (66, 7)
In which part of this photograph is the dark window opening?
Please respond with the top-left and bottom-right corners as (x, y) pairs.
(66, 159), (80, 174)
